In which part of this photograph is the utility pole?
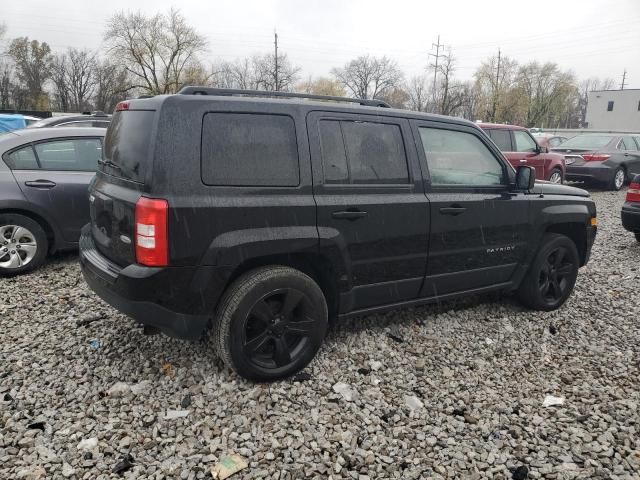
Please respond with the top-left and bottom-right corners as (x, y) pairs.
(274, 31), (279, 92)
(491, 48), (501, 122)
(428, 35), (444, 111)
(620, 69), (627, 90)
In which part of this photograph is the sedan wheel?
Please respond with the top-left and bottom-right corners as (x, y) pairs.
(611, 168), (625, 191)
(0, 214), (48, 276)
(548, 170), (563, 184)
(0, 225), (38, 269)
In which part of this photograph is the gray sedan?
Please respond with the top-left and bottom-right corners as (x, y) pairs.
(0, 127), (105, 275)
(552, 134), (640, 191)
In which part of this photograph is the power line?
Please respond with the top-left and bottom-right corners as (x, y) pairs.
(429, 35), (444, 102)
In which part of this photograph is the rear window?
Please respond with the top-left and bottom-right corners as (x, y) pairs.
(561, 135), (615, 149)
(103, 110), (154, 183)
(201, 113), (299, 186)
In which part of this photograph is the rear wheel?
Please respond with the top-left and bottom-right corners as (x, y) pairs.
(608, 167), (625, 191)
(0, 214), (48, 276)
(548, 168), (563, 184)
(517, 233), (579, 311)
(211, 266), (328, 382)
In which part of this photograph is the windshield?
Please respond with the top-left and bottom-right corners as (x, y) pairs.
(103, 110), (154, 183)
(560, 135), (615, 149)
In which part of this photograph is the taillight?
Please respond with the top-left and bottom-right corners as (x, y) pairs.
(627, 182), (640, 203)
(582, 154), (610, 162)
(115, 101), (130, 112)
(135, 197), (169, 266)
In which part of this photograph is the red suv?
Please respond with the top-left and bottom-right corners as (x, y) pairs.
(479, 123), (565, 183)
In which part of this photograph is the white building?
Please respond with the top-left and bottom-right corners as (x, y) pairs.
(585, 89), (640, 131)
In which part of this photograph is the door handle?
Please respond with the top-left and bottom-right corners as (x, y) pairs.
(440, 206), (467, 216)
(332, 209), (368, 220)
(25, 180), (56, 189)
(519, 159), (527, 163)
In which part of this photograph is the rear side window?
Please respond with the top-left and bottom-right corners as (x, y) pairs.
(104, 111), (154, 183)
(419, 127), (504, 186)
(201, 113), (299, 186)
(35, 139), (102, 171)
(4, 146), (38, 170)
(318, 119), (409, 185)
(486, 129), (512, 151)
(623, 137), (638, 151)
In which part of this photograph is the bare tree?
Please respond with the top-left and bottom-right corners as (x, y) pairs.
(474, 54), (518, 122)
(406, 75), (431, 112)
(331, 55), (403, 99)
(296, 76), (345, 97)
(433, 50), (466, 116)
(7, 37), (52, 109)
(104, 8), (207, 94)
(93, 60), (131, 113)
(50, 53), (70, 111)
(252, 53), (300, 92)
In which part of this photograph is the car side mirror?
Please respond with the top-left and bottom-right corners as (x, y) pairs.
(536, 145), (547, 154)
(516, 166), (536, 191)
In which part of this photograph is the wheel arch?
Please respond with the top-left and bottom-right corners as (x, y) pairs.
(224, 252), (340, 321)
(545, 223), (587, 266)
(0, 208), (57, 253)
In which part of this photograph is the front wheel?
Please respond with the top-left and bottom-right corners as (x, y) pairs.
(548, 168), (563, 184)
(211, 266), (328, 382)
(0, 214), (48, 276)
(517, 233), (579, 311)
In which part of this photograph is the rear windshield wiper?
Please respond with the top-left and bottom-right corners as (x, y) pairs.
(98, 159), (122, 170)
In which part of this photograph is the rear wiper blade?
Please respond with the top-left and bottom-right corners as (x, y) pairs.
(98, 159), (122, 170)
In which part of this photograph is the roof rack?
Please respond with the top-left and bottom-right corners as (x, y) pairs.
(177, 86), (391, 108)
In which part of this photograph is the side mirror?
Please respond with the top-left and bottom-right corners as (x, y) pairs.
(536, 144), (548, 154)
(516, 166), (536, 191)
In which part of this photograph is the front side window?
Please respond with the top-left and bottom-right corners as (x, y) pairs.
(35, 139), (102, 171)
(201, 113), (299, 186)
(419, 127), (504, 186)
(513, 131), (538, 153)
(549, 137), (565, 147)
(486, 129), (512, 151)
(4, 146), (38, 170)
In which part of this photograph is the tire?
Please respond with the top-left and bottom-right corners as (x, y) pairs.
(517, 233), (579, 311)
(0, 214), (48, 276)
(607, 167), (625, 191)
(635, 233), (640, 243)
(211, 266), (328, 382)
(548, 168), (563, 184)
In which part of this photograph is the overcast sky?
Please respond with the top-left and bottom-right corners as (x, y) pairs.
(3, 0), (640, 88)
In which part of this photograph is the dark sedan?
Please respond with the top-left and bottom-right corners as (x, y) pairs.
(0, 127), (105, 275)
(28, 112), (111, 129)
(551, 134), (640, 190)
(622, 174), (640, 242)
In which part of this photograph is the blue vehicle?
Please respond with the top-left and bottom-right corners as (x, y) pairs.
(0, 114), (27, 133)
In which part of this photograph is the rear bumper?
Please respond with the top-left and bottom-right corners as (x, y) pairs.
(565, 163), (612, 183)
(622, 202), (640, 233)
(79, 225), (211, 339)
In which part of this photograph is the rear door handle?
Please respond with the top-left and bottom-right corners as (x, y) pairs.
(25, 180), (56, 189)
(332, 209), (368, 220)
(440, 207), (467, 216)
(519, 159), (527, 163)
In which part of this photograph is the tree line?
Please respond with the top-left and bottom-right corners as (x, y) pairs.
(0, 10), (616, 127)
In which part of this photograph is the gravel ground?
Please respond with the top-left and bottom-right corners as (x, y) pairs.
(1, 188), (639, 480)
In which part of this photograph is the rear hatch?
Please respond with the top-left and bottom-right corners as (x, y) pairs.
(89, 106), (156, 266)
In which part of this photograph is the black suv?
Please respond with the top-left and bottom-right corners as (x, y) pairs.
(80, 88), (597, 381)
